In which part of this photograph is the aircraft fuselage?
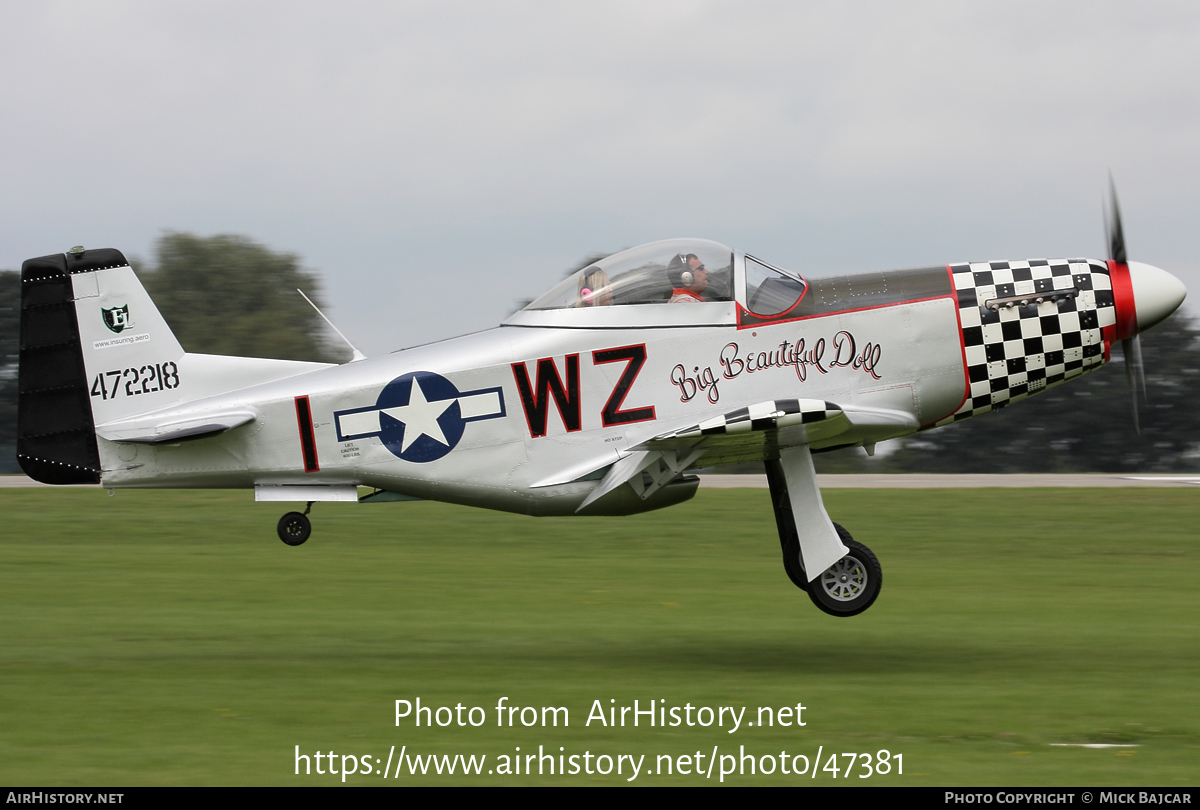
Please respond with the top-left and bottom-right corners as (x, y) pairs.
(94, 258), (1124, 516)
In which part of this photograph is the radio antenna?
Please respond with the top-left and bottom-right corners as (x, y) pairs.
(296, 289), (367, 363)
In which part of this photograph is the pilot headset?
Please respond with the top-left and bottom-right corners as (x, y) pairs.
(673, 254), (695, 287)
(677, 254), (704, 287)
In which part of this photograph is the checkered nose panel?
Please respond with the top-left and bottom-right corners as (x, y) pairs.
(936, 259), (1116, 426)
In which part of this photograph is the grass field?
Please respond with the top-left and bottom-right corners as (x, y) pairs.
(1, 485), (1197, 786)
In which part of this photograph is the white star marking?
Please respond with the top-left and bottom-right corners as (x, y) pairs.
(380, 378), (452, 452)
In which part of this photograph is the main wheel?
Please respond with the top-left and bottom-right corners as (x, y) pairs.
(779, 532), (809, 592)
(277, 512), (312, 546)
(807, 525), (881, 617)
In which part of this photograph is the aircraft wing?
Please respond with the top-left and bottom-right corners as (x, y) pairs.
(642, 398), (917, 467)
(577, 398), (916, 512)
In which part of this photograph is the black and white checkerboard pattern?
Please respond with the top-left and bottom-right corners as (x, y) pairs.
(659, 398), (842, 439)
(935, 259), (1116, 426)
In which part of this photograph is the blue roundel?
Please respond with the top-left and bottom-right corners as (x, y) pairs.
(376, 371), (466, 462)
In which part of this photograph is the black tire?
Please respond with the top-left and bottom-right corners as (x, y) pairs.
(779, 532), (809, 592)
(277, 512), (311, 546)
(806, 524), (881, 617)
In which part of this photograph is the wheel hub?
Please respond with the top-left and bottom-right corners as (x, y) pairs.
(819, 556), (867, 602)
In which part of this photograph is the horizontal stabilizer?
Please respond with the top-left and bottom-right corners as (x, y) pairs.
(96, 407), (257, 444)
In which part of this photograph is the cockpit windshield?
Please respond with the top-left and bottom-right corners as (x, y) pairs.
(523, 239), (734, 311)
(744, 255), (807, 317)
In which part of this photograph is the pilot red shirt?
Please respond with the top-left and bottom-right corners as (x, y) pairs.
(668, 288), (705, 303)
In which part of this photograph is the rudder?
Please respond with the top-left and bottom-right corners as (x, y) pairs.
(17, 250), (129, 483)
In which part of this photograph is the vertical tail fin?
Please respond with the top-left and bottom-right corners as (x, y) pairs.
(18, 248), (185, 483)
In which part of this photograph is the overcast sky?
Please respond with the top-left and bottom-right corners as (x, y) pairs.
(2, 2), (1198, 354)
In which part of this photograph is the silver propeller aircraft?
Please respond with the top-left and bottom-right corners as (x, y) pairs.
(16, 194), (1187, 616)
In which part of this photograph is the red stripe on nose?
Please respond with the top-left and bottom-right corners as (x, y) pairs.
(1108, 260), (1137, 340)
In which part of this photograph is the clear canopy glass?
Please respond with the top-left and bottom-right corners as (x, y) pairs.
(523, 239), (734, 311)
(744, 255), (807, 316)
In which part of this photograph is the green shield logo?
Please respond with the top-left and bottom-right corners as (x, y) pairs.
(102, 305), (130, 334)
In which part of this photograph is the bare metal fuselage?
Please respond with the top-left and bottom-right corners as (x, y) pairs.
(96, 259), (1106, 516)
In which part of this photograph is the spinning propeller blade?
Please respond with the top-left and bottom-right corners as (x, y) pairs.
(1105, 173), (1127, 266)
(1120, 337), (1143, 434)
(1106, 174), (1145, 434)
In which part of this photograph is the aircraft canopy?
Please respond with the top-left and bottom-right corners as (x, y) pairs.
(523, 239), (735, 311)
(507, 238), (812, 329)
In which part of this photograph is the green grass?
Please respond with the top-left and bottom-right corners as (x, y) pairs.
(1, 487), (1197, 786)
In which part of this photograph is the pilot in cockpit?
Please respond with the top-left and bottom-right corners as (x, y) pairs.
(577, 266), (613, 307)
(667, 253), (709, 303)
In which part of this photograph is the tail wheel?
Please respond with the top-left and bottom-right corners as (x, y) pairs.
(277, 512), (312, 546)
(807, 524), (882, 617)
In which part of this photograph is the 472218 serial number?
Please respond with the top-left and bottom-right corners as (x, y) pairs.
(89, 361), (180, 401)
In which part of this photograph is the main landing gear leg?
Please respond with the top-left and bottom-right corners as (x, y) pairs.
(765, 458), (809, 592)
(277, 501), (313, 546)
(764, 447), (882, 617)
